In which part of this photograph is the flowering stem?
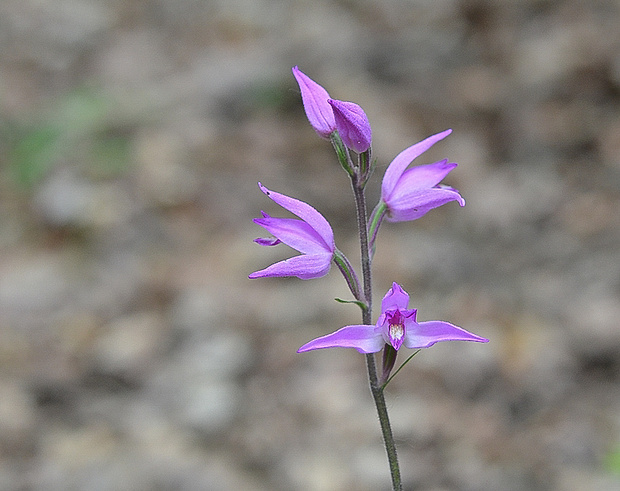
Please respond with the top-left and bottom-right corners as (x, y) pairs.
(351, 174), (402, 491)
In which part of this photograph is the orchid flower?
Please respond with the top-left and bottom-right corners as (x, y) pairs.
(380, 129), (465, 222)
(328, 99), (372, 153)
(249, 183), (335, 280)
(292, 66), (336, 138)
(298, 282), (488, 353)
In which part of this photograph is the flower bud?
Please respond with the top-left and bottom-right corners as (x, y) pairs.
(328, 99), (372, 153)
(292, 66), (336, 138)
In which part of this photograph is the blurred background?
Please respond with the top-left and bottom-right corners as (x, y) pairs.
(1, 0), (620, 490)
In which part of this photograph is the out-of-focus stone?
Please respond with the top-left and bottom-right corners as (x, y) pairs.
(91, 311), (170, 379)
(34, 170), (136, 229)
(0, 0), (112, 72)
(0, 251), (69, 315)
(0, 379), (35, 453)
(568, 294), (620, 357)
(133, 128), (200, 207)
(177, 381), (241, 435)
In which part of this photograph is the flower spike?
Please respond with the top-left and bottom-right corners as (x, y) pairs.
(298, 282), (488, 353)
(249, 183), (335, 280)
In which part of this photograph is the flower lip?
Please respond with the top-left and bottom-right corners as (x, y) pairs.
(328, 99), (372, 153)
(385, 309), (407, 350)
(249, 182), (335, 280)
(292, 66), (336, 138)
(298, 282), (488, 353)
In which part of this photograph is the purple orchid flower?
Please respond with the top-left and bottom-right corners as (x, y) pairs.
(298, 282), (488, 353)
(381, 129), (465, 222)
(328, 99), (372, 153)
(249, 183), (335, 280)
(292, 66), (336, 138)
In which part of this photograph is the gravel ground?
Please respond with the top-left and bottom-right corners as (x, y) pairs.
(1, 1), (620, 490)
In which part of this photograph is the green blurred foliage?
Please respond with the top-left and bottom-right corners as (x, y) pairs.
(5, 86), (131, 189)
(605, 444), (620, 475)
(7, 123), (62, 188)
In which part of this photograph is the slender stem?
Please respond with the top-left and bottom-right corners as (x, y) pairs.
(351, 174), (402, 491)
(351, 178), (372, 312)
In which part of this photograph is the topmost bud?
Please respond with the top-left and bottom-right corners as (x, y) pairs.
(292, 66), (336, 138)
(328, 99), (372, 153)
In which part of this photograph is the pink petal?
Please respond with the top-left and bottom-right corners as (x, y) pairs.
(253, 216), (330, 254)
(403, 320), (489, 349)
(254, 237), (281, 246)
(297, 325), (384, 354)
(385, 187), (465, 222)
(380, 282), (410, 312)
(249, 252), (333, 280)
(258, 183), (334, 252)
(391, 160), (458, 192)
(382, 129), (452, 201)
(292, 66), (336, 138)
(328, 99), (372, 153)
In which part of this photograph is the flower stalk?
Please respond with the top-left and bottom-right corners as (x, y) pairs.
(350, 168), (403, 490)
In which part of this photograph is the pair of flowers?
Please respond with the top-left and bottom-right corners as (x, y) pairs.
(249, 67), (487, 354)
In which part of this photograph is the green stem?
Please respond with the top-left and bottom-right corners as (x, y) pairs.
(351, 179), (372, 309)
(351, 175), (402, 491)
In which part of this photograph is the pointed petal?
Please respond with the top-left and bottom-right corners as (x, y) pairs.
(385, 187), (465, 222)
(292, 66), (336, 138)
(404, 320), (489, 349)
(258, 183), (334, 251)
(380, 282), (410, 312)
(253, 216), (330, 254)
(328, 99), (372, 153)
(382, 129), (452, 201)
(248, 252), (332, 280)
(297, 325), (384, 354)
(391, 160), (458, 191)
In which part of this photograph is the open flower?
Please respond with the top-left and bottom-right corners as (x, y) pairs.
(292, 66), (336, 138)
(328, 99), (372, 153)
(249, 183), (335, 280)
(381, 129), (465, 222)
(298, 282), (488, 353)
